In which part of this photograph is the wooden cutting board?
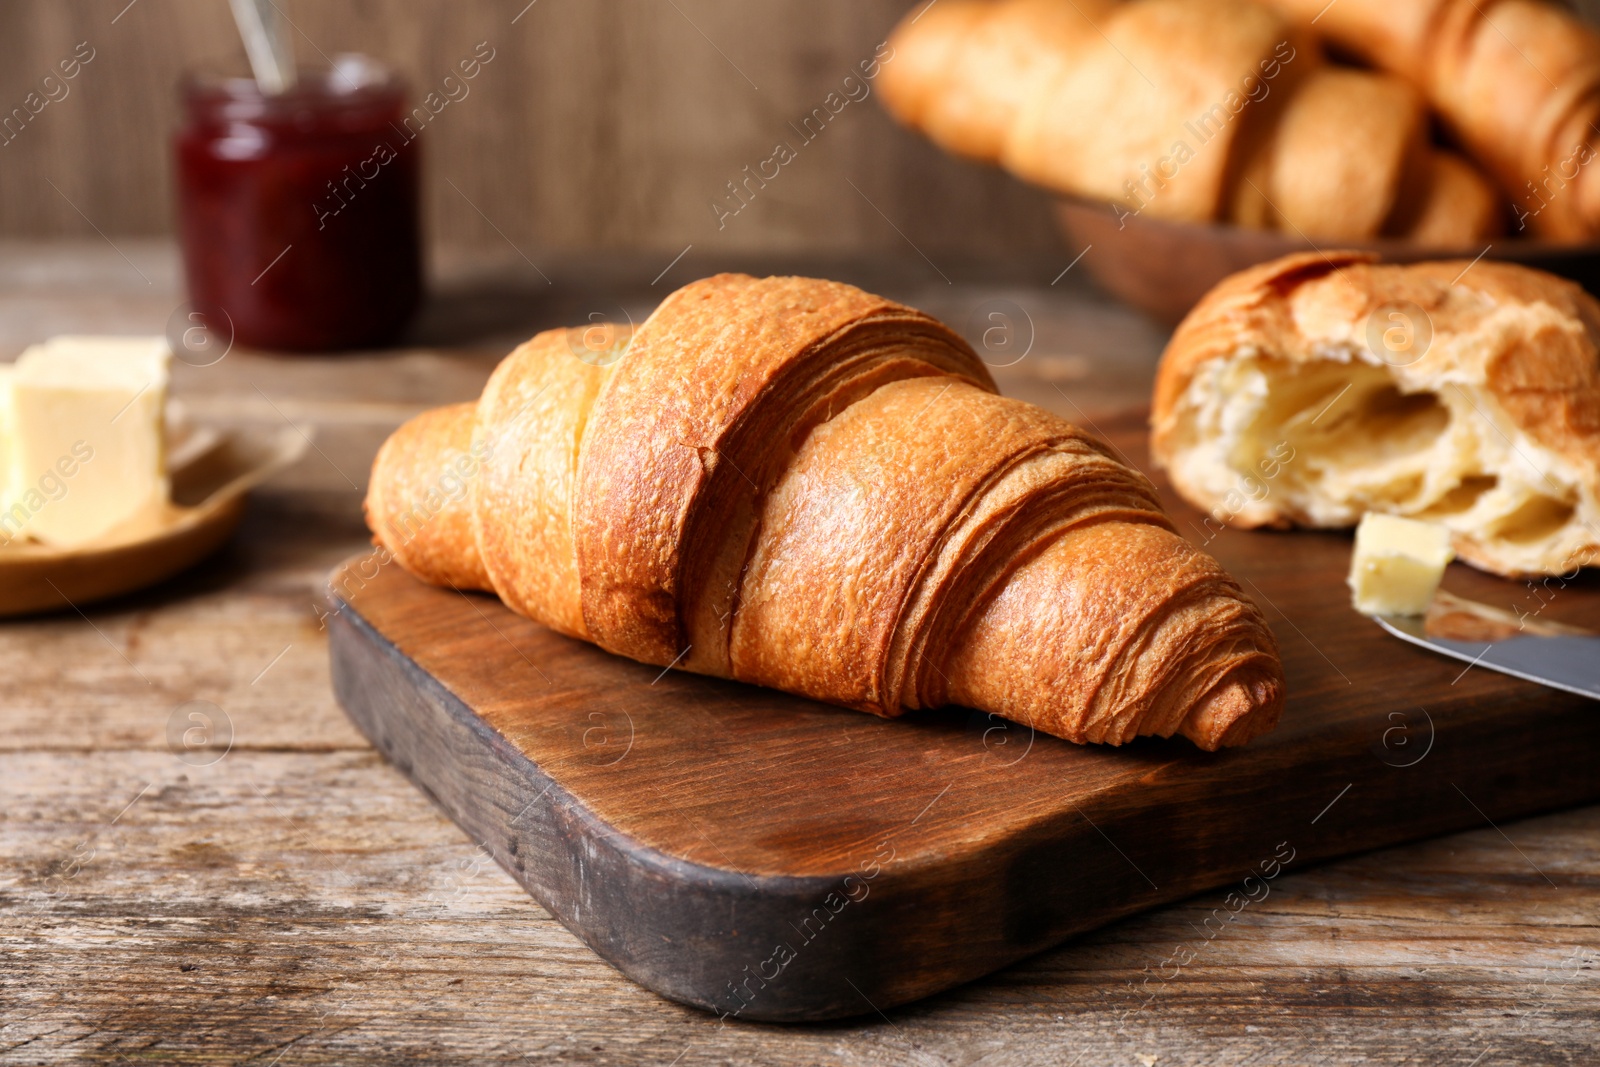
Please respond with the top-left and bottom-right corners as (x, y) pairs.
(326, 409), (1600, 1023)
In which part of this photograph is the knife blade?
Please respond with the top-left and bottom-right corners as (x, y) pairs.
(1374, 601), (1600, 701)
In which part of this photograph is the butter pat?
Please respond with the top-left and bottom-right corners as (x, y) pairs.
(1348, 512), (1454, 616)
(4, 336), (170, 547)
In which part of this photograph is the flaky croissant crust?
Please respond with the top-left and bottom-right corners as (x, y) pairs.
(367, 274), (1284, 749)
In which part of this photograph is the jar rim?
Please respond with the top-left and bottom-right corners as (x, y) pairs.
(182, 54), (405, 119)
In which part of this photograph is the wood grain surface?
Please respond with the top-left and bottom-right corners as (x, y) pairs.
(324, 412), (1600, 1022)
(2, 243), (1597, 1064)
(0, 0), (1065, 267)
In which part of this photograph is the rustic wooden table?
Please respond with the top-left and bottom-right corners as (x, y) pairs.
(2, 242), (1595, 1066)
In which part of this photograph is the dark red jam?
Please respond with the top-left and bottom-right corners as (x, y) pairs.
(174, 63), (421, 351)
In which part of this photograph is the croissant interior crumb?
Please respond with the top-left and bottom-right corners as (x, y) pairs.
(1165, 350), (1592, 576)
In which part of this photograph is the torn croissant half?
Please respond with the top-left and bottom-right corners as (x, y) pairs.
(367, 274), (1284, 750)
(1153, 251), (1600, 578)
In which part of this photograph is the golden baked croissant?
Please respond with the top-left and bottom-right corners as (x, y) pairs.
(1227, 67), (1422, 239)
(1003, 0), (1319, 224)
(1387, 149), (1508, 245)
(366, 274), (1285, 750)
(1260, 0), (1600, 239)
(1152, 251), (1600, 577)
(876, 0), (1118, 163)
(880, 0), (1504, 243)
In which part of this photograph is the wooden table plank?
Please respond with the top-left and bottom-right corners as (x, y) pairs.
(2, 241), (1597, 1064)
(3, 750), (1596, 1064)
(0, 490), (371, 754)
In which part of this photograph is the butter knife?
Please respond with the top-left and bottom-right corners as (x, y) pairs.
(1375, 590), (1600, 701)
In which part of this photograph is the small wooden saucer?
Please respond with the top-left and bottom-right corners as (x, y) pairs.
(0, 426), (308, 616)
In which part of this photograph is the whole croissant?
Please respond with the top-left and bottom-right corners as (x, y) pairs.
(365, 275), (1285, 750)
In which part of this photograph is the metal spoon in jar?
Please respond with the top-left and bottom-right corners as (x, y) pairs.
(228, 0), (296, 94)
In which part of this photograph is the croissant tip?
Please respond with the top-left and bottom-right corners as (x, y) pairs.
(1180, 670), (1285, 751)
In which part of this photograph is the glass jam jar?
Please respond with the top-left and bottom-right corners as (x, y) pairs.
(174, 58), (421, 351)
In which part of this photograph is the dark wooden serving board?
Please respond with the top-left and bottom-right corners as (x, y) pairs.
(326, 410), (1600, 1023)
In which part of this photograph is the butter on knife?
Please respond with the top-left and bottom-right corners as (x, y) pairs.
(1348, 512), (1455, 617)
(3, 336), (171, 548)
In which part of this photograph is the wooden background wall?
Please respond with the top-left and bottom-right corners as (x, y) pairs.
(0, 0), (1066, 265)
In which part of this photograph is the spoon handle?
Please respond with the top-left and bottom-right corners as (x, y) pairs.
(228, 0), (297, 94)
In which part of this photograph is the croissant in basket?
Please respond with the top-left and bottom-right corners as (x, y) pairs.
(1260, 0), (1600, 239)
(878, 0), (1506, 244)
(366, 275), (1285, 750)
(1152, 251), (1600, 577)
